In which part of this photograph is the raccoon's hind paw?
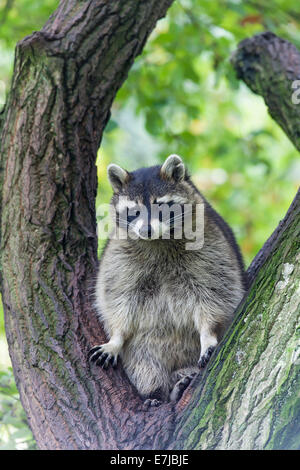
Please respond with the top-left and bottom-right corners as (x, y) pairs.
(88, 344), (118, 369)
(142, 399), (162, 411)
(169, 373), (196, 402)
(198, 346), (215, 368)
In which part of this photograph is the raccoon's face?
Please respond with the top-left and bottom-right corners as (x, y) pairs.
(107, 155), (200, 241)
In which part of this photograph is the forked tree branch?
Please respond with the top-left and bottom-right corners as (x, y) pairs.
(0, 5), (299, 449)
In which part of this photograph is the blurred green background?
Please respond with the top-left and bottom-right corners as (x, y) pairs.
(0, 0), (299, 449)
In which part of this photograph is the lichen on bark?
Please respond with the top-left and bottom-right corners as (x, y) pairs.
(172, 192), (299, 449)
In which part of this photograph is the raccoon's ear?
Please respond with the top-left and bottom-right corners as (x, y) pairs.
(107, 164), (129, 193)
(160, 154), (185, 182)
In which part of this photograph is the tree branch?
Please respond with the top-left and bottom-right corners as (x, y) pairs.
(231, 31), (300, 151)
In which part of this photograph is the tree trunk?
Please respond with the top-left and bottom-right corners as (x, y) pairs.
(0, 3), (299, 449)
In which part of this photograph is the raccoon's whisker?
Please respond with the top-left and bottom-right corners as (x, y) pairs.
(169, 207), (193, 217)
(117, 218), (130, 227)
(168, 208), (193, 223)
(170, 211), (192, 221)
(117, 219), (138, 232)
(118, 220), (129, 226)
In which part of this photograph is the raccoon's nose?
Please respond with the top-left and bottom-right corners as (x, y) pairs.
(139, 225), (152, 239)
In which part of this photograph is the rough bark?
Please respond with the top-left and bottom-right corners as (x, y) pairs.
(0, 9), (299, 451)
(0, 0), (176, 450)
(231, 31), (300, 152)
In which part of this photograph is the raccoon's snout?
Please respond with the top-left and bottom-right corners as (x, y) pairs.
(139, 224), (152, 239)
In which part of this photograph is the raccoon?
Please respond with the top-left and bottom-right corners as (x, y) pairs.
(89, 155), (247, 405)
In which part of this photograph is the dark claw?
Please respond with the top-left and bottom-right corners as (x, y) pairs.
(198, 346), (215, 368)
(88, 345), (118, 370)
(102, 354), (114, 369)
(96, 352), (108, 367)
(88, 345), (102, 361)
(112, 356), (118, 368)
(89, 350), (103, 363)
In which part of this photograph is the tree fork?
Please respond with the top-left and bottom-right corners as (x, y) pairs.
(0, 4), (299, 450)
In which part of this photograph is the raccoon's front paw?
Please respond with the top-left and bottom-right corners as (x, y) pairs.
(198, 346), (215, 368)
(88, 343), (118, 369)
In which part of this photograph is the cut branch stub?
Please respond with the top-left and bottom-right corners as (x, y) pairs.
(231, 31), (300, 151)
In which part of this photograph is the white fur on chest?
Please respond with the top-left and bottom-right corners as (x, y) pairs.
(132, 287), (196, 332)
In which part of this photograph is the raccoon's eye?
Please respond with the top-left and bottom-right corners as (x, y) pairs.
(159, 201), (177, 210)
(153, 199), (175, 207)
(158, 201), (185, 223)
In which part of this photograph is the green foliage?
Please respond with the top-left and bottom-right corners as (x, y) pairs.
(0, 0), (59, 107)
(0, 0), (59, 47)
(0, 368), (36, 449)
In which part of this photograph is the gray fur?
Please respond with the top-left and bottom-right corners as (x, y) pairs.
(91, 155), (246, 402)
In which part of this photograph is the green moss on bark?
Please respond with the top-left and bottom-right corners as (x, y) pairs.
(173, 196), (300, 450)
